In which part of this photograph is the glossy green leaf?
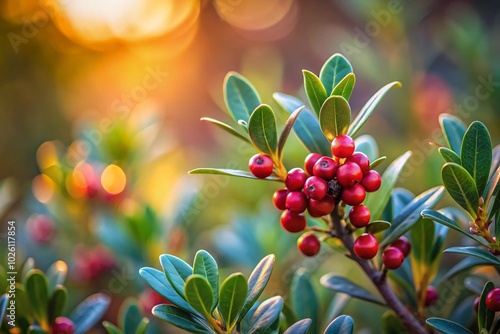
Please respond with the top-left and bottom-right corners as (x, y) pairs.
(347, 81), (402, 137)
(71, 293), (111, 334)
(119, 300), (142, 334)
(442, 162), (479, 217)
(303, 70), (327, 116)
(240, 255), (275, 319)
(273, 93), (330, 156)
(320, 275), (385, 306)
(14, 284), (30, 318)
(219, 273), (247, 328)
(478, 281), (495, 330)
(224, 72), (261, 124)
(283, 319), (312, 334)
(153, 305), (213, 334)
(369, 156), (386, 170)
(193, 250), (219, 311)
(365, 220), (391, 234)
(354, 135), (379, 162)
(248, 104), (278, 157)
(444, 247), (500, 265)
(426, 318), (473, 334)
(277, 106), (304, 161)
(48, 286), (67, 323)
(26, 270), (49, 326)
(435, 256), (492, 286)
(439, 114), (467, 154)
(291, 269), (318, 334)
(439, 147), (461, 164)
(461, 121), (492, 196)
(381, 311), (406, 334)
(160, 254), (193, 299)
(241, 296), (283, 334)
(319, 96), (351, 140)
(184, 275), (214, 318)
(324, 315), (354, 334)
(201, 117), (251, 144)
(319, 54), (353, 95)
(189, 168), (280, 181)
(46, 261), (67, 295)
(103, 322), (122, 334)
(331, 73), (356, 100)
(0, 294), (8, 324)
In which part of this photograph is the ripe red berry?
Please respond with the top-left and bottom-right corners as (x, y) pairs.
(286, 191), (308, 213)
(331, 135), (355, 158)
(313, 157), (337, 180)
(272, 188), (289, 210)
(390, 236), (412, 257)
(341, 184), (366, 206)
(297, 232), (321, 256)
(280, 210), (307, 233)
(346, 152), (370, 175)
(474, 296), (480, 313)
(336, 162), (363, 188)
(308, 195), (335, 217)
(52, 317), (75, 334)
(303, 176), (328, 200)
(361, 170), (381, 192)
(248, 154), (273, 178)
(486, 288), (500, 312)
(304, 153), (322, 176)
(286, 168), (308, 190)
(353, 233), (378, 259)
(349, 205), (371, 228)
(425, 286), (439, 307)
(382, 247), (404, 270)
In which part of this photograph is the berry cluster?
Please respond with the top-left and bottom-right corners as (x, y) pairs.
(353, 234), (411, 269)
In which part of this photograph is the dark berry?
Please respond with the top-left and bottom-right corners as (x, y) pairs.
(349, 205), (371, 228)
(313, 157), (337, 180)
(425, 286), (439, 307)
(337, 162), (363, 188)
(390, 236), (412, 257)
(331, 135), (355, 158)
(272, 188), (289, 210)
(341, 184), (366, 206)
(474, 296), (480, 313)
(286, 168), (308, 190)
(297, 232), (321, 256)
(303, 176), (328, 200)
(304, 153), (322, 176)
(382, 247), (404, 270)
(353, 233), (378, 259)
(308, 195), (335, 217)
(52, 317), (75, 334)
(286, 191), (308, 213)
(248, 154), (273, 178)
(280, 210), (307, 233)
(486, 288), (500, 312)
(346, 152), (370, 175)
(361, 170), (381, 192)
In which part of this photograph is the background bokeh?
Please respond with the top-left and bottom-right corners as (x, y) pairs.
(1, 0), (499, 332)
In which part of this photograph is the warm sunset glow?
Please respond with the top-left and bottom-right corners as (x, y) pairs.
(101, 164), (126, 195)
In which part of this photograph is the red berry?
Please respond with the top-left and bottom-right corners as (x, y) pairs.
(286, 168), (308, 190)
(304, 153), (322, 176)
(486, 288), (500, 312)
(337, 162), (363, 188)
(308, 195), (335, 217)
(361, 170), (381, 192)
(382, 247), (404, 270)
(331, 135), (355, 158)
(248, 154), (273, 178)
(303, 176), (328, 200)
(313, 157), (337, 180)
(346, 152), (370, 175)
(286, 191), (308, 213)
(280, 210), (307, 233)
(52, 317), (75, 334)
(353, 233), (378, 259)
(297, 232), (321, 256)
(474, 296), (480, 313)
(425, 286), (439, 307)
(390, 236), (412, 257)
(349, 205), (371, 228)
(341, 184), (366, 206)
(272, 188), (289, 210)
(26, 214), (55, 244)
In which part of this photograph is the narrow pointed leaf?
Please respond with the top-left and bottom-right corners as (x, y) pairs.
(224, 72), (261, 123)
(277, 107), (304, 161)
(320, 275), (385, 306)
(426, 318), (473, 334)
(240, 255), (275, 319)
(319, 54), (353, 95)
(241, 296), (283, 334)
(331, 73), (356, 100)
(189, 168), (280, 181)
(71, 293), (110, 334)
(193, 251), (219, 311)
(248, 104), (278, 157)
(369, 156), (386, 170)
(478, 281), (495, 330)
(103, 322), (122, 334)
(26, 270), (49, 326)
(283, 319), (312, 334)
(324, 315), (354, 334)
(119, 300), (142, 334)
(439, 147), (461, 164)
(291, 269), (318, 334)
(303, 70), (327, 116)
(160, 254), (193, 298)
(444, 247), (500, 266)
(439, 114), (467, 154)
(134, 318), (149, 334)
(219, 273), (247, 328)
(441, 163), (479, 217)
(435, 256), (492, 286)
(365, 220), (391, 234)
(201, 117), (251, 144)
(184, 275), (214, 318)
(153, 305), (213, 334)
(48, 286), (67, 323)
(319, 96), (351, 140)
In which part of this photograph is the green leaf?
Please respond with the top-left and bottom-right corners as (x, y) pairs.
(189, 168), (280, 181)
(224, 72), (261, 124)
(119, 300), (142, 334)
(184, 275), (214, 318)
(319, 54), (353, 95)
(291, 269), (318, 334)
(160, 254), (193, 299)
(241, 296), (283, 334)
(248, 104), (278, 157)
(277, 106), (304, 161)
(439, 114), (467, 155)
(26, 270), (49, 327)
(134, 318), (149, 334)
(491, 195), (500, 223)
(273, 93), (331, 156)
(444, 247), (500, 266)
(283, 319), (312, 334)
(365, 220), (391, 234)
(496, 213), (500, 245)
(442, 162), (479, 217)
(439, 147), (461, 164)
(347, 81), (402, 137)
(219, 273), (248, 329)
(46, 261), (67, 295)
(14, 284), (30, 319)
(303, 70), (327, 116)
(200, 117), (251, 144)
(22, 257), (35, 283)
(485, 166), (500, 220)
(478, 281), (495, 331)
(153, 305), (213, 334)
(426, 318), (473, 334)
(324, 315), (354, 334)
(103, 322), (122, 334)
(364, 151), (412, 221)
(193, 250), (219, 311)
(369, 156), (386, 170)
(320, 275), (385, 306)
(240, 254), (275, 320)
(0, 294), (8, 324)
(461, 121), (492, 196)
(354, 135), (379, 162)
(48, 286), (67, 323)
(319, 96), (351, 141)
(381, 311), (406, 334)
(71, 293), (111, 334)
(435, 256), (492, 286)
(331, 73), (356, 100)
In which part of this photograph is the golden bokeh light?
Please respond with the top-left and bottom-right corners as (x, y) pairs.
(36, 141), (59, 171)
(101, 164), (126, 195)
(32, 174), (56, 204)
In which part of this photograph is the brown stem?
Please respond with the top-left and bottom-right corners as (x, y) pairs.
(330, 206), (427, 334)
